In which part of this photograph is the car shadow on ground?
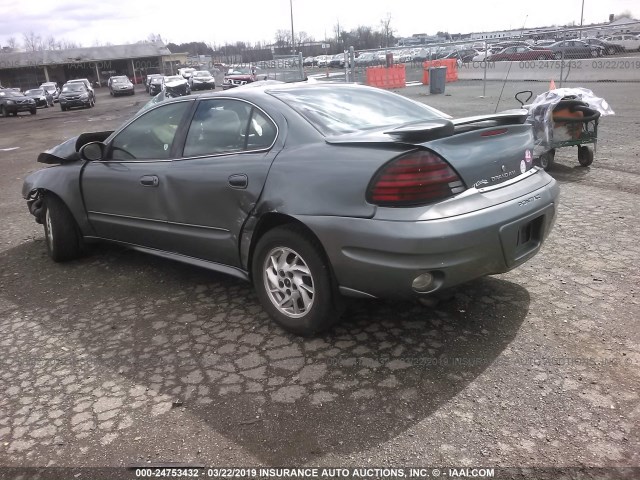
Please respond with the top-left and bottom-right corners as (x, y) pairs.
(0, 240), (530, 464)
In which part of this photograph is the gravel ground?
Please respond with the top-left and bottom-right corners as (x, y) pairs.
(0, 82), (638, 477)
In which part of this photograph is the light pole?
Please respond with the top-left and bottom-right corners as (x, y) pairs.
(579, 0), (585, 38)
(290, 0), (295, 53)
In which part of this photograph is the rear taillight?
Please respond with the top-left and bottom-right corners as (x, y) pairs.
(367, 150), (465, 207)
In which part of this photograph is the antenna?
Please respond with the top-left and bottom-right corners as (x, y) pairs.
(495, 14), (528, 113)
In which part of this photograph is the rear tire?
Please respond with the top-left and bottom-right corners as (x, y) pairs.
(43, 193), (83, 262)
(1, 106), (7, 117)
(30, 108), (37, 115)
(252, 225), (340, 336)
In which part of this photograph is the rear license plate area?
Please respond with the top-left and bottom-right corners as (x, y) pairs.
(499, 207), (552, 268)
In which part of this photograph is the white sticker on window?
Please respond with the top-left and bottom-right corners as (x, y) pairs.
(164, 144), (169, 151)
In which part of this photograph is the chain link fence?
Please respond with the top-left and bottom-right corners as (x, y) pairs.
(303, 21), (640, 88)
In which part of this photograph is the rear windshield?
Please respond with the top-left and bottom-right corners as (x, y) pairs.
(269, 86), (449, 136)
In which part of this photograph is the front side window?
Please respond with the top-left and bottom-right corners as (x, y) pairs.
(109, 102), (191, 161)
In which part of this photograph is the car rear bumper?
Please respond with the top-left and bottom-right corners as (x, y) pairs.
(301, 173), (559, 299)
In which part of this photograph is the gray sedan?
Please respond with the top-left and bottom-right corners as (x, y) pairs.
(22, 84), (559, 335)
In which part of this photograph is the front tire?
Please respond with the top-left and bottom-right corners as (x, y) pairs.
(43, 194), (82, 262)
(1, 106), (7, 117)
(252, 225), (340, 336)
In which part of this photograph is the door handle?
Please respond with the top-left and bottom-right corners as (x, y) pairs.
(228, 174), (248, 189)
(140, 175), (159, 187)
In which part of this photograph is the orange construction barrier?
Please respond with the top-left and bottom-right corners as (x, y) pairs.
(421, 59), (458, 85)
(365, 64), (406, 90)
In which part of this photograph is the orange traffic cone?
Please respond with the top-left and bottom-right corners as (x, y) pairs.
(549, 79), (556, 90)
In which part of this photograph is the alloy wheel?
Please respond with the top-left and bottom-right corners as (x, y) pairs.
(45, 208), (54, 251)
(263, 246), (314, 318)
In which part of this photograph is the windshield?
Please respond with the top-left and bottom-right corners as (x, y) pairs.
(227, 67), (253, 75)
(193, 71), (211, 77)
(270, 86), (449, 136)
(111, 77), (128, 83)
(165, 76), (183, 82)
(25, 89), (44, 95)
(62, 84), (85, 92)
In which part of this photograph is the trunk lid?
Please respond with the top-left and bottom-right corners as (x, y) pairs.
(326, 111), (534, 189)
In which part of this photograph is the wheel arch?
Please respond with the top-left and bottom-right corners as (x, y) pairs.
(22, 166), (94, 235)
(242, 212), (333, 284)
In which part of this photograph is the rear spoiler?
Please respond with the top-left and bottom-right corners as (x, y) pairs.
(325, 110), (529, 145)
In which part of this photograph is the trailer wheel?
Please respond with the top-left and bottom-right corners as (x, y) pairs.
(578, 146), (593, 167)
(539, 149), (555, 171)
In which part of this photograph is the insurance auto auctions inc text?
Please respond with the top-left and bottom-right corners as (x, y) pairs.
(203, 467), (495, 478)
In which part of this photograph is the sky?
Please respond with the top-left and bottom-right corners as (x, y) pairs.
(0, 0), (638, 48)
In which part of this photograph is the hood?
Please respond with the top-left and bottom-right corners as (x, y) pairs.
(37, 131), (113, 164)
(225, 74), (254, 80)
(165, 79), (188, 88)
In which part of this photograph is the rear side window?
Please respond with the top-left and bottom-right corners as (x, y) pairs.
(270, 86), (448, 136)
(183, 99), (276, 157)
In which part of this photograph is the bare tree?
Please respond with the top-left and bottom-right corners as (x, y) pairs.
(147, 33), (164, 44)
(296, 31), (313, 46)
(333, 19), (341, 45)
(274, 29), (291, 48)
(7, 37), (18, 49)
(23, 31), (43, 52)
(44, 35), (57, 50)
(60, 39), (81, 50)
(379, 13), (394, 48)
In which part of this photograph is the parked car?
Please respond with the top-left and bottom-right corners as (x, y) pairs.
(145, 74), (163, 92)
(0, 89), (36, 116)
(604, 34), (640, 51)
(58, 82), (95, 111)
(67, 78), (95, 95)
(148, 76), (164, 96)
(188, 70), (216, 91)
(548, 40), (603, 59)
(222, 66), (267, 90)
(40, 82), (60, 102)
(303, 56), (315, 67)
(178, 67), (196, 79)
(488, 46), (554, 61)
(316, 55), (330, 67)
(443, 48), (480, 63)
(329, 53), (345, 68)
(22, 83), (558, 335)
(162, 75), (190, 97)
(355, 52), (378, 66)
(582, 37), (625, 55)
(108, 76), (135, 96)
(24, 88), (54, 107)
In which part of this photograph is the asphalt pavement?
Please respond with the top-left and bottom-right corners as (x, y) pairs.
(0, 81), (638, 476)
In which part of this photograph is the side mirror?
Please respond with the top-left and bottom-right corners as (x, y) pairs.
(80, 141), (105, 161)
